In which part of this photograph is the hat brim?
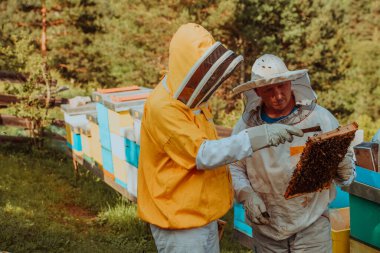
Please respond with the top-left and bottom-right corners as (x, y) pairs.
(233, 69), (308, 94)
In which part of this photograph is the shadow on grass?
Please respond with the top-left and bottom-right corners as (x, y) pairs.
(0, 142), (250, 253)
(0, 142), (156, 252)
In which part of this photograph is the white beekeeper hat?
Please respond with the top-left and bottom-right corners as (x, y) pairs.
(233, 54), (308, 94)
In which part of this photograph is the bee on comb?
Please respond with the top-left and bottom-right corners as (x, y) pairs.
(284, 122), (358, 200)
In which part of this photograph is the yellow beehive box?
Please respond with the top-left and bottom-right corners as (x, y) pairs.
(81, 133), (92, 158)
(65, 123), (73, 145)
(112, 155), (128, 189)
(350, 238), (380, 253)
(80, 124), (92, 158)
(108, 109), (133, 134)
(91, 140), (102, 165)
(89, 121), (100, 143)
(330, 207), (350, 253)
(102, 89), (151, 135)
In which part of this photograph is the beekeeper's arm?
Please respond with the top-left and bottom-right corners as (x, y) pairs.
(229, 118), (270, 225)
(334, 148), (356, 186)
(153, 102), (302, 171)
(196, 119), (303, 169)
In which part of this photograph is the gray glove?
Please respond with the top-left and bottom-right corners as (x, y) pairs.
(245, 124), (304, 151)
(238, 187), (270, 225)
(335, 155), (355, 182)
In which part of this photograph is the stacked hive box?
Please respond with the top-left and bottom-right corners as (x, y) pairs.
(348, 166), (380, 252)
(61, 103), (97, 160)
(233, 203), (253, 238)
(128, 106), (144, 197)
(87, 113), (102, 167)
(330, 208), (350, 253)
(79, 115), (94, 165)
(65, 123), (73, 149)
(329, 187), (349, 209)
(350, 238), (380, 253)
(92, 86), (151, 196)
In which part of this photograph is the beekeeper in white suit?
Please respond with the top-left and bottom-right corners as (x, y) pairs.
(231, 54), (356, 253)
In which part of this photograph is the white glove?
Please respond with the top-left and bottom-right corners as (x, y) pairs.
(245, 124), (303, 151)
(238, 187), (270, 225)
(335, 156), (355, 182)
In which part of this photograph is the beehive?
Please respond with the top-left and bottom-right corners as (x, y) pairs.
(350, 238), (380, 253)
(355, 165), (380, 189)
(233, 202), (253, 237)
(126, 162), (138, 197)
(61, 103), (96, 127)
(330, 208), (350, 253)
(111, 127), (135, 190)
(285, 122), (358, 199)
(112, 155), (128, 189)
(131, 106), (144, 145)
(79, 123), (93, 164)
(350, 194), (380, 249)
(87, 114), (102, 166)
(65, 123), (73, 148)
(329, 186), (350, 209)
(102, 90), (150, 135)
(70, 126), (83, 154)
(61, 103), (96, 155)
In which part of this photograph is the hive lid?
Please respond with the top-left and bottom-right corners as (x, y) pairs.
(61, 102), (96, 115)
(92, 86), (151, 103)
(102, 90), (151, 112)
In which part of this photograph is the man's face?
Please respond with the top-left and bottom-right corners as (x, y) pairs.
(255, 80), (293, 112)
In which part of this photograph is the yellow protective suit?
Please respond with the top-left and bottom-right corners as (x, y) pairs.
(137, 23), (234, 229)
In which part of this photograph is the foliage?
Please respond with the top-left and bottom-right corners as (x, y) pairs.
(1, 36), (54, 142)
(0, 0), (379, 133)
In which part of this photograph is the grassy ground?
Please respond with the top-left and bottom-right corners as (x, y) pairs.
(0, 142), (250, 253)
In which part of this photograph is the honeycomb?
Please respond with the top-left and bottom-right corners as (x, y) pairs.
(284, 122), (358, 200)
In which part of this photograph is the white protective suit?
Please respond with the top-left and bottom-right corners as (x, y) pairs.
(230, 74), (356, 242)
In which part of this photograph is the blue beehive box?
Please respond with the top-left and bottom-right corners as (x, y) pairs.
(135, 144), (140, 167)
(329, 186), (350, 209)
(99, 127), (111, 150)
(125, 138), (139, 167)
(96, 103), (110, 131)
(233, 202), (253, 237)
(355, 166), (380, 188)
(72, 133), (82, 151)
(101, 146), (114, 174)
(350, 194), (380, 249)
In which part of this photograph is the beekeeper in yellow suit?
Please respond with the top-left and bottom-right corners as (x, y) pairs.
(137, 23), (304, 253)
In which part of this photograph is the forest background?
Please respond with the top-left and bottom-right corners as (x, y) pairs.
(1, 0), (379, 138)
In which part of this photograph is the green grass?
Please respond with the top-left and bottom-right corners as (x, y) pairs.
(0, 142), (250, 252)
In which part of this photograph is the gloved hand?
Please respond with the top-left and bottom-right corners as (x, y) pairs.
(335, 155), (355, 182)
(245, 124), (304, 151)
(238, 187), (270, 225)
